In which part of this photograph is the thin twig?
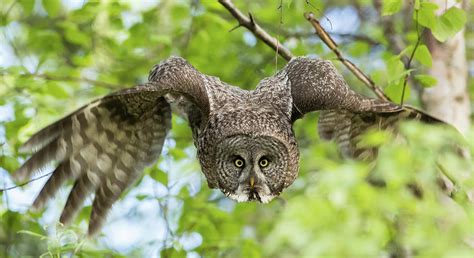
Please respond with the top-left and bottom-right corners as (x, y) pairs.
(218, 0), (293, 61)
(305, 0), (333, 30)
(304, 12), (391, 101)
(0, 172), (53, 192)
(279, 30), (380, 46)
(401, 10), (421, 105)
(276, 0), (283, 69)
(21, 73), (121, 90)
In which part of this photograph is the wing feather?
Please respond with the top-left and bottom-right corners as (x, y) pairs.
(15, 57), (210, 235)
(318, 108), (445, 159)
(284, 57), (448, 158)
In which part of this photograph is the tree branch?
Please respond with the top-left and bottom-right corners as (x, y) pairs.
(21, 73), (121, 90)
(0, 172), (54, 192)
(218, 0), (294, 61)
(280, 30), (381, 46)
(218, 1), (390, 102)
(304, 12), (390, 101)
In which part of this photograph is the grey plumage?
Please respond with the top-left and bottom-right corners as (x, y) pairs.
(14, 56), (441, 235)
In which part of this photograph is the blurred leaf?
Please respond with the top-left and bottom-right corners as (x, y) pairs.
(413, 45), (432, 67)
(382, 0), (402, 16)
(42, 82), (69, 99)
(358, 129), (392, 148)
(59, 21), (91, 47)
(385, 56), (408, 83)
(149, 167), (168, 185)
(384, 79), (410, 103)
(415, 74), (437, 87)
(432, 7), (467, 42)
(169, 148), (187, 160)
(42, 0), (61, 17)
(417, 2), (438, 29)
(0, 155), (19, 172)
(19, 0), (35, 15)
(414, 0), (420, 10)
(242, 240), (262, 258)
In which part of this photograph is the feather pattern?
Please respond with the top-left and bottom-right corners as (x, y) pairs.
(18, 93), (171, 234)
(318, 107), (444, 159)
(14, 57), (214, 235)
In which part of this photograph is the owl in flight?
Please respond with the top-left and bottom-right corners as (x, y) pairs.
(13, 56), (441, 235)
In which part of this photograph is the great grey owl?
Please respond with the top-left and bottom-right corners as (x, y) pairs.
(13, 56), (441, 235)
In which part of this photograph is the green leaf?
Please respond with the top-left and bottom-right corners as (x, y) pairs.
(0, 156), (19, 173)
(169, 148), (187, 160)
(149, 167), (168, 185)
(414, 0), (420, 10)
(382, 0), (402, 16)
(416, 2), (438, 29)
(135, 194), (148, 201)
(59, 22), (91, 47)
(42, 0), (61, 17)
(384, 79), (410, 104)
(242, 240), (262, 258)
(432, 7), (467, 42)
(19, 0), (35, 15)
(415, 74), (437, 87)
(359, 130), (391, 148)
(43, 82), (69, 99)
(0, 15), (7, 26)
(386, 57), (406, 82)
(413, 45), (432, 67)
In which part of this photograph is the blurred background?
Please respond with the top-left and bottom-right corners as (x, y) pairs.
(0, 0), (473, 257)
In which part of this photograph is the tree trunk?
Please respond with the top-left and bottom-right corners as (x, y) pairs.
(421, 0), (470, 134)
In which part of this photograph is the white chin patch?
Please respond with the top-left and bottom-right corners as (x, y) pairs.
(258, 194), (276, 204)
(225, 184), (276, 203)
(227, 192), (250, 203)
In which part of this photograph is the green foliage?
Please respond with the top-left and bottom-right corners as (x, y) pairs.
(380, 55), (411, 103)
(415, 74), (437, 87)
(264, 123), (473, 257)
(416, 3), (467, 42)
(382, 0), (402, 16)
(432, 7), (467, 42)
(417, 2), (438, 28)
(42, 0), (61, 17)
(411, 44), (432, 67)
(0, 0), (472, 257)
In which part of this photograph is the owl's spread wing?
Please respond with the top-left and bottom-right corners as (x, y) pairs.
(318, 107), (442, 159)
(284, 57), (403, 119)
(14, 57), (210, 235)
(284, 57), (444, 158)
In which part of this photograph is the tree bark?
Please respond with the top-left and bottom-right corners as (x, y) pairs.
(422, 0), (470, 134)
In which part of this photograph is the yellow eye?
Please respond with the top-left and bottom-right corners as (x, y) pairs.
(234, 158), (244, 168)
(259, 158), (269, 167)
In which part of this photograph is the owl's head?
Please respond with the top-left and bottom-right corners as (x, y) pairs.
(213, 134), (299, 203)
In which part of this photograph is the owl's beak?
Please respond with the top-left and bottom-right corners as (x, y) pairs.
(249, 176), (255, 188)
